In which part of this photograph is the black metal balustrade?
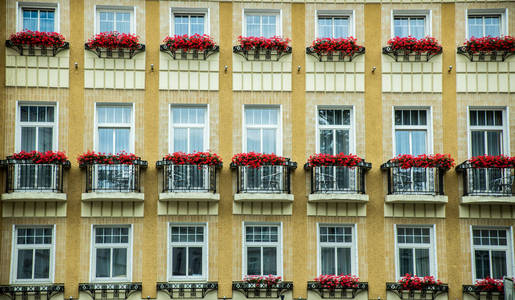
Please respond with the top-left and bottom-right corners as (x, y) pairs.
(307, 281), (368, 299)
(457, 162), (514, 196)
(81, 160), (147, 193)
(381, 162), (445, 195)
(157, 282), (218, 299)
(6, 40), (70, 56)
(0, 284), (64, 300)
(233, 46), (292, 61)
(79, 283), (141, 300)
(0, 159), (70, 193)
(463, 285), (504, 300)
(156, 161), (219, 193)
(231, 161), (297, 194)
(232, 281), (293, 298)
(305, 162), (371, 194)
(160, 44), (220, 60)
(386, 283), (448, 300)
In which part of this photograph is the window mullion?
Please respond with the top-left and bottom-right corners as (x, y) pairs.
(32, 248), (36, 280)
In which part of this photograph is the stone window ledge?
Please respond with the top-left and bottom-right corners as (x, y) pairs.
(159, 192), (220, 202)
(308, 193), (369, 203)
(1, 192), (67, 202)
(81, 192), (144, 202)
(234, 193), (294, 202)
(385, 194), (448, 204)
(461, 196), (515, 205)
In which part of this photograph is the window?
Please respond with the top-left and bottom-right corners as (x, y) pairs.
(468, 9), (506, 38)
(395, 226), (435, 278)
(244, 107), (281, 154)
(472, 227), (512, 280)
(317, 108), (352, 155)
(172, 9), (207, 36)
(17, 104), (57, 152)
(91, 226), (131, 282)
(243, 224), (281, 276)
(169, 224), (207, 280)
(244, 10), (280, 38)
(170, 106), (208, 153)
(317, 12), (352, 38)
(95, 104), (133, 154)
(469, 109), (506, 157)
(318, 225), (356, 275)
(11, 226), (54, 283)
(18, 4), (57, 32)
(394, 109), (430, 156)
(96, 7), (133, 34)
(392, 11), (430, 39)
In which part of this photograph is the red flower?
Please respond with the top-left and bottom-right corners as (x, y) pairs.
(308, 153), (363, 167)
(9, 30), (66, 48)
(164, 152), (222, 167)
(398, 274), (442, 291)
(10, 150), (68, 164)
(314, 274), (360, 289)
(464, 36), (514, 53)
(238, 36), (291, 52)
(77, 151), (141, 165)
(475, 277), (505, 292)
(244, 275), (281, 286)
(86, 32), (141, 50)
(387, 36), (442, 55)
(468, 155), (515, 168)
(311, 37), (363, 55)
(390, 154), (455, 170)
(231, 152), (287, 168)
(163, 34), (217, 51)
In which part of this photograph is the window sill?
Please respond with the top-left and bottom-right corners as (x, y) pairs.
(159, 192), (220, 202)
(461, 195), (515, 205)
(385, 194), (448, 204)
(234, 193), (294, 202)
(1, 192), (67, 202)
(308, 193), (368, 203)
(81, 192), (144, 202)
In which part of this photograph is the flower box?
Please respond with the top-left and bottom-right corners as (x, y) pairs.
(456, 156), (515, 197)
(85, 32), (145, 59)
(7, 150), (69, 165)
(386, 154), (455, 170)
(233, 36), (292, 61)
(457, 36), (514, 62)
(306, 37), (365, 62)
(383, 36), (442, 62)
(387, 276), (448, 300)
(160, 34), (219, 60)
(161, 152), (222, 167)
(77, 151), (145, 166)
(6, 30), (69, 56)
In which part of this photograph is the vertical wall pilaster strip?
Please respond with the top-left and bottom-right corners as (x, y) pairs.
(218, 2), (233, 298)
(142, 0), (160, 296)
(0, 0), (7, 256)
(364, 4), (385, 299)
(441, 4), (460, 300)
(291, 3), (307, 299)
(66, 0), (85, 296)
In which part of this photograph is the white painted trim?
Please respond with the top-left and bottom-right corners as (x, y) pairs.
(242, 8), (282, 37)
(466, 8), (508, 38)
(394, 224), (437, 280)
(390, 10), (432, 38)
(95, 5), (135, 34)
(242, 105), (282, 155)
(466, 106), (509, 158)
(316, 223), (358, 276)
(17, 2), (59, 33)
(315, 105), (355, 155)
(392, 106), (433, 156)
(170, 7), (210, 36)
(169, 104), (209, 154)
(167, 223), (208, 281)
(241, 222), (283, 278)
(15, 101), (59, 152)
(94, 103), (135, 153)
(315, 10), (355, 39)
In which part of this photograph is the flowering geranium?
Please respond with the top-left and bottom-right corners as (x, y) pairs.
(474, 277), (504, 292)
(390, 154), (455, 170)
(86, 32), (141, 50)
(311, 37), (363, 55)
(398, 274), (442, 291)
(463, 36), (514, 53)
(164, 152), (222, 166)
(9, 30), (66, 48)
(244, 275), (281, 286)
(308, 153), (363, 168)
(387, 36), (442, 54)
(231, 152), (287, 168)
(9, 150), (68, 164)
(163, 34), (216, 51)
(468, 155), (515, 168)
(77, 151), (140, 165)
(238, 36), (291, 52)
(314, 274), (360, 289)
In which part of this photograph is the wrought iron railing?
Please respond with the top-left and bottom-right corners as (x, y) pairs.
(307, 281), (368, 299)
(160, 44), (219, 60)
(6, 40), (70, 56)
(156, 161), (220, 193)
(81, 160), (147, 193)
(305, 162), (371, 194)
(381, 162), (445, 195)
(232, 281), (293, 298)
(79, 283), (141, 300)
(457, 46), (514, 62)
(305, 46), (365, 62)
(0, 159), (70, 193)
(233, 46), (292, 61)
(387, 282), (448, 300)
(231, 161), (297, 194)
(457, 162), (514, 196)
(0, 284), (64, 300)
(382, 46), (442, 62)
(157, 282), (218, 299)
(84, 43), (145, 59)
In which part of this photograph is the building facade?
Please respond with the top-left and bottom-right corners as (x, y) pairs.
(0, 1), (514, 300)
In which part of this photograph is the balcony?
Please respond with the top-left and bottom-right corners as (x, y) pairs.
(156, 160), (221, 202)
(232, 281), (293, 298)
(457, 162), (514, 204)
(0, 158), (70, 202)
(387, 282), (448, 300)
(0, 284), (64, 300)
(307, 281), (368, 299)
(80, 160), (147, 202)
(381, 162), (448, 204)
(463, 285), (503, 300)
(305, 162), (371, 203)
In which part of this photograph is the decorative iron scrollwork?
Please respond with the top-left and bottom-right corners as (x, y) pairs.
(307, 282), (368, 299)
(305, 47), (365, 62)
(84, 44), (145, 59)
(6, 40), (70, 56)
(386, 283), (448, 300)
(78, 283), (141, 300)
(457, 46), (514, 62)
(233, 46), (292, 61)
(0, 284), (64, 300)
(160, 45), (219, 60)
(232, 282), (293, 298)
(157, 282), (218, 299)
(463, 285), (504, 300)
(382, 46), (442, 62)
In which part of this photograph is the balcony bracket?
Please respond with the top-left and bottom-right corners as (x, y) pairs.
(305, 46), (365, 62)
(233, 46), (292, 61)
(157, 282), (218, 299)
(84, 44), (145, 59)
(232, 282), (293, 298)
(0, 285), (64, 300)
(307, 282), (368, 299)
(386, 283), (448, 300)
(6, 40), (70, 56)
(160, 45), (219, 60)
(382, 46), (442, 62)
(78, 283), (141, 300)
(457, 47), (514, 62)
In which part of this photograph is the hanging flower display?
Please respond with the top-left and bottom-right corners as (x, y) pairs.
(474, 277), (504, 292)
(77, 151), (141, 165)
(163, 152), (222, 166)
(462, 36), (514, 53)
(9, 150), (68, 164)
(310, 37), (363, 55)
(387, 36), (442, 54)
(389, 154), (455, 169)
(86, 31), (141, 50)
(163, 34), (217, 51)
(231, 152), (287, 168)
(237, 36), (291, 52)
(314, 274), (360, 289)
(243, 275), (282, 286)
(9, 30), (66, 48)
(467, 155), (515, 168)
(307, 153), (363, 168)
(398, 274), (442, 291)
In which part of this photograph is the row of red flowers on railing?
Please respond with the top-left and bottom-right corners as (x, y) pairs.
(243, 275), (282, 286)
(474, 277), (509, 292)
(9, 151), (68, 164)
(311, 37), (363, 55)
(390, 154), (455, 169)
(314, 274), (360, 289)
(468, 155), (515, 168)
(238, 36), (291, 52)
(86, 32), (141, 50)
(9, 30), (66, 48)
(231, 152), (287, 168)
(387, 36), (442, 54)
(163, 34), (216, 51)
(308, 153), (363, 167)
(164, 152), (222, 166)
(464, 36), (514, 53)
(77, 151), (140, 165)
(398, 274), (442, 291)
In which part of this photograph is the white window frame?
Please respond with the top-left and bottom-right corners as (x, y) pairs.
(466, 9), (508, 39)
(167, 223), (209, 281)
(392, 107), (433, 156)
(15, 102), (59, 152)
(394, 224), (437, 280)
(17, 2), (60, 33)
(467, 107), (510, 158)
(242, 9), (282, 37)
(95, 5), (136, 34)
(315, 106), (355, 155)
(316, 223), (358, 276)
(390, 10), (432, 38)
(315, 10), (355, 39)
(470, 226), (514, 281)
(242, 222), (283, 278)
(170, 7), (210, 36)
(169, 105), (209, 154)
(10, 225), (56, 284)
(242, 105), (282, 155)
(94, 103), (135, 154)
(90, 224), (133, 282)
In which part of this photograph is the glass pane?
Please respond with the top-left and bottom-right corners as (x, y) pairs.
(174, 15), (189, 35)
(337, 248), (351, 275)
(96, 248), (111, 278)
(415, 248), (430, 277)
(17, 249), (33, 279)
(21, 127), (37, 152)
(333, 17), (349, 38)
(112, 248), (127, 277)
(320, 130), (334, 154)
(190, 15), (205, 35)
(190, 128), (204, 153)
(246, 129), (261, 153)
(188, 247), (203, 276)
(468, 16), (484, 38)
(318, 17), (333, 38)
(98, 128), (114, 154)
(475, 250), (490, 279)
(335, 130), (349, 155)
(173, 128), (188, 153)
(321, 247), (335, 275)
(246, 15), (261, 37)
(492, 251), (507, 279)
(99, 12), (115, 32)
(471, 131), (486, 156)
(116, 12), (131, 34)
(394, 17), (409, 37)
(263, 247), (277, 275)
(247, 247), (261, 275)
(411, 131), (427, 156)
(399, 248), (414, 276)
(262, 129), (277, 154)
(34, 249), (50, 279)
(23, 10), (38, 31)
(114, 129), (130, 153)
(395, 131), (410, 155)
(40, 10), (55, 32)
(410, 17), (425, 39)
(172, 247), (186, 276)
(484, 16), (500, 37)
(38, 127), (53, 152)
(487, 131), (502, 156)
(262, 15), (276, 38)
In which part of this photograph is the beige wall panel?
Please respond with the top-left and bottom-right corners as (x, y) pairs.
(307, 203), (367, 217)
(459, 204), (515, 219)
(308, 291), (367, 300)
(305, 56), (365, 92)
(382, 56), (442, 93)
(456, 56), (515, 93)
(232, 3), (291, 42)
(81, 201), (144, 217)
(381, 4), (441, 44)
(232, 57), (292, 92)
(78, 291), (141, 300)
(384, 203), (445, 218)
(84, 52), (145, 90)
(2, 202), (66, 217)
(159, 54), (219, 91)
(157, 201), (218, 216)
(233, 202), (292, 215)
(0, 218), (67, 283)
